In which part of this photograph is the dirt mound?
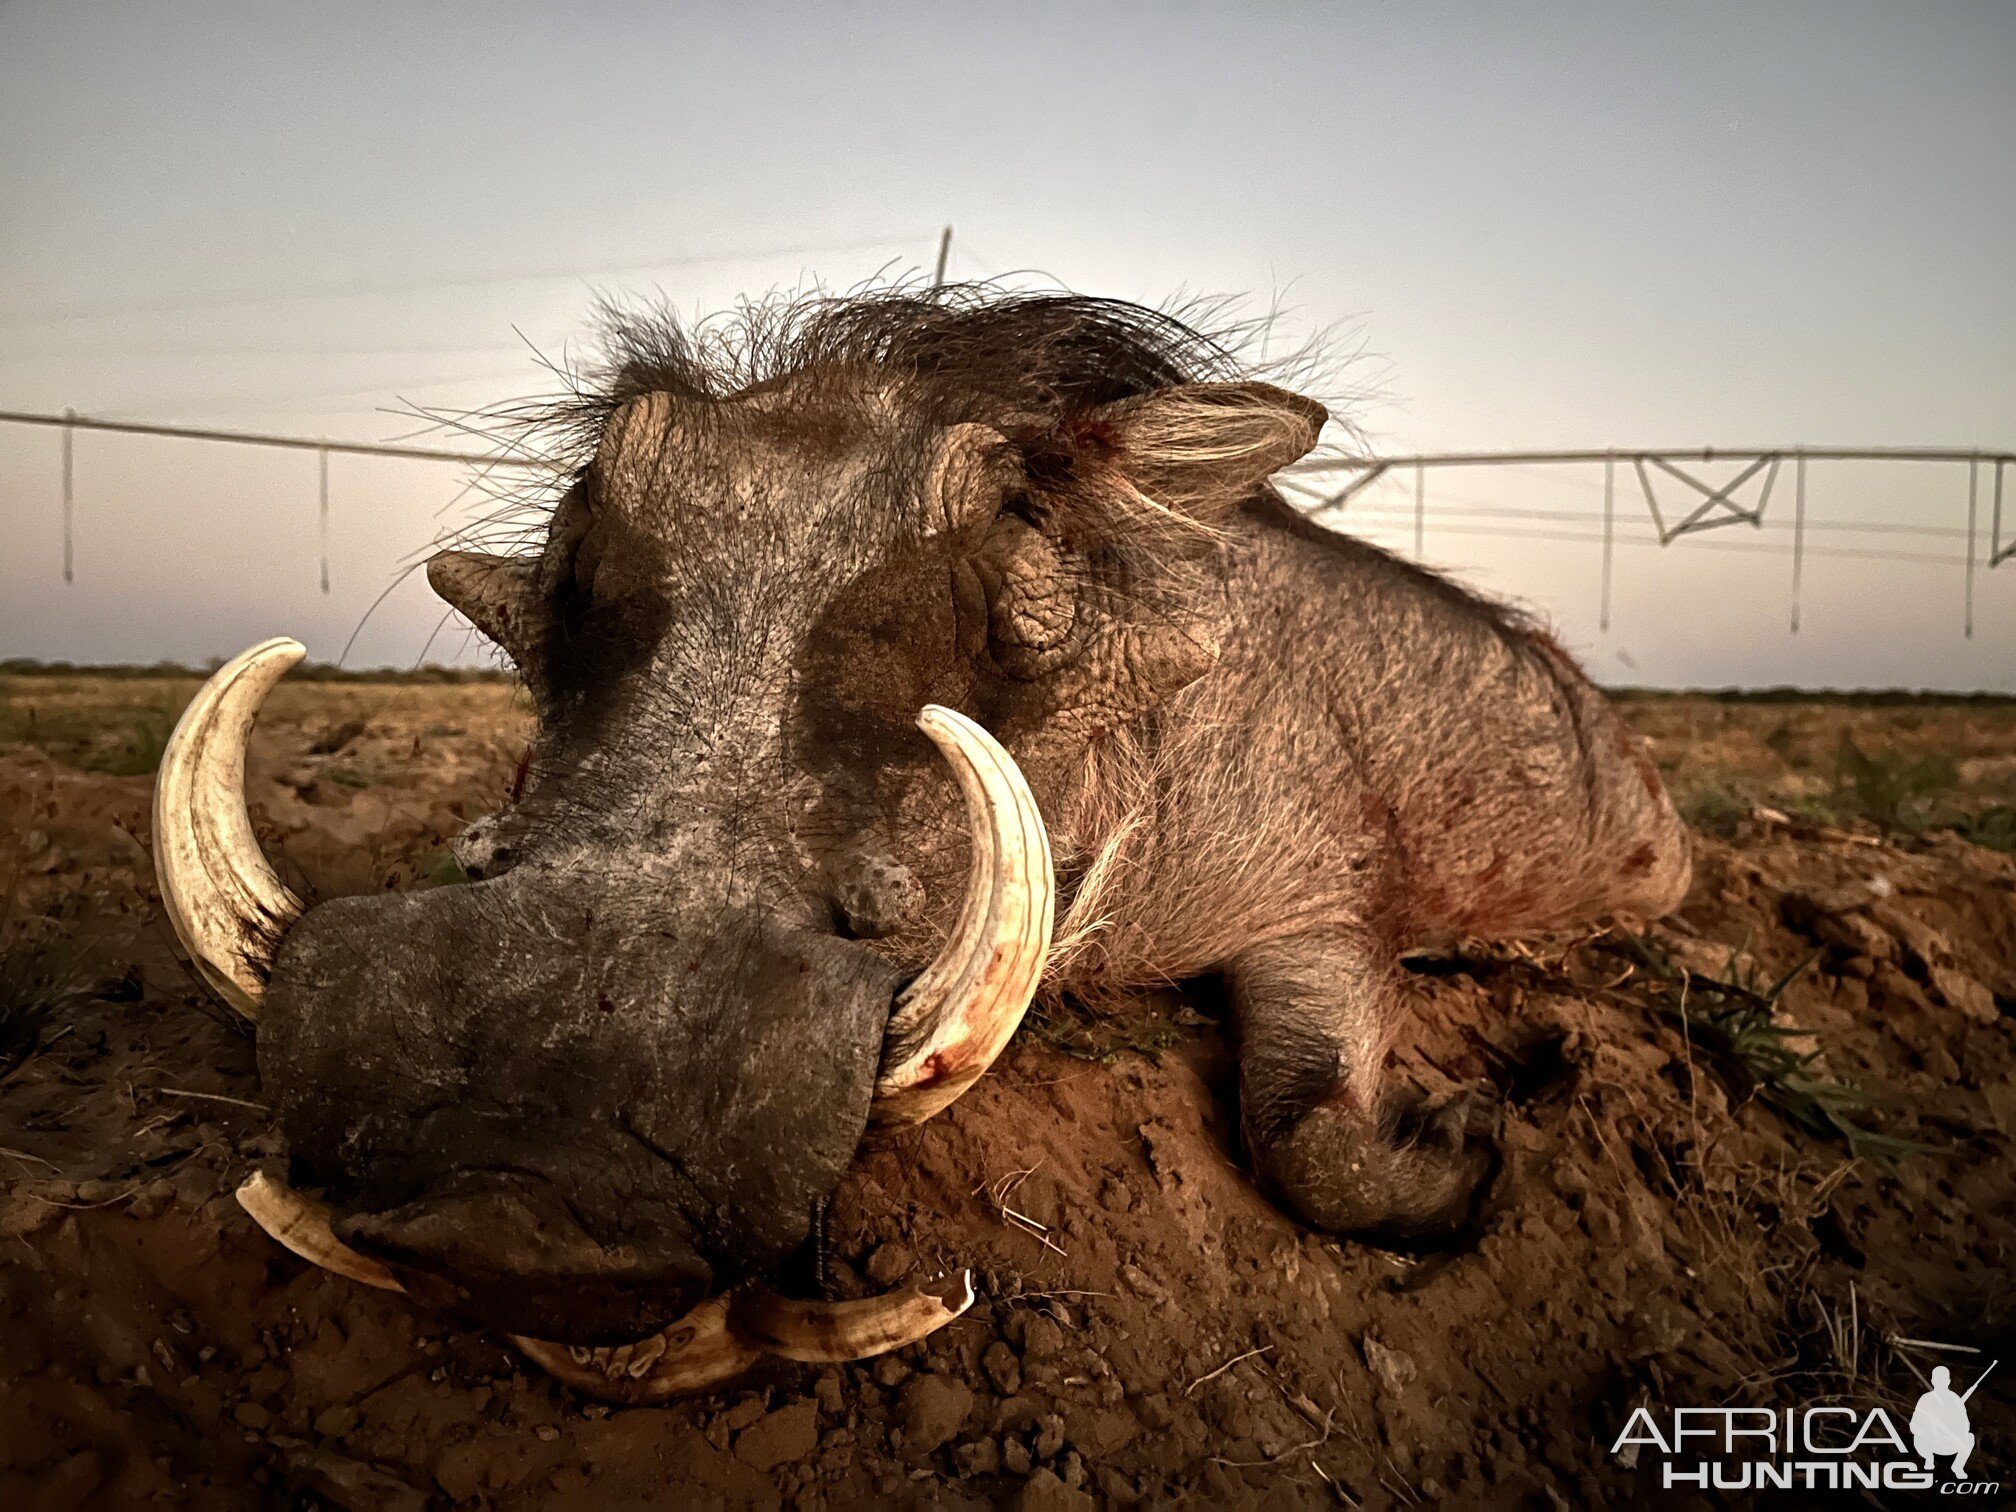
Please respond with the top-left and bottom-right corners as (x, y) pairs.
(2, 679), (2013, 1508)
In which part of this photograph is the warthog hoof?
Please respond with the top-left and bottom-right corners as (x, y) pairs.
(1260, 1088), (1500, 1249)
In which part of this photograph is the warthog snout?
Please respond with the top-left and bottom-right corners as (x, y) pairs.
(258, 867), (902, 1341)
(154, 638), (1049, 1372)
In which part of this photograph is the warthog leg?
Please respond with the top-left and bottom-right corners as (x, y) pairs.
(1228, 930), (1498, 1247)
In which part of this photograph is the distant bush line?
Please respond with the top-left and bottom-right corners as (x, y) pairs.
(1604, 685), (2016, 707)
(0, 659), (513, 684)
(4, 661), (2009, 702)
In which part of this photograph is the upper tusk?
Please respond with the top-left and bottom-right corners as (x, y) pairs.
(235, 1172), (404, 1292)
(732, 1272), (976, 1363)
(509, 1296), (762, 1405)
(152, 637), (306, 1018)
(871, 706), (1055, 1125)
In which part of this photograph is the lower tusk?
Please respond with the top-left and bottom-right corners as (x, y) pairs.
(509, 1296), (762, 1405)
(515, 1277), (976, 1401)
(237, 1175), (757, 1402)
(234, 1173), (968, 1402)
(731, 1272), (976, 1363)
(235, 1172), (403, 1292)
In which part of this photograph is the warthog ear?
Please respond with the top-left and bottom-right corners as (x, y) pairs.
(427, 550), (546, 670)
(1081, 381), (1327, 521)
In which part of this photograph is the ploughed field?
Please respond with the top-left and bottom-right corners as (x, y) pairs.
(1, 670), (2012, 1509)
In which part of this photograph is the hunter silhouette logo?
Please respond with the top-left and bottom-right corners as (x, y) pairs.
(1912, 1362), (1995, 1481)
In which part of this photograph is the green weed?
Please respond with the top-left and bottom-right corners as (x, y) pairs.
(1829, 736), (1957, 833)
(79, 704), (175, 776)
(0, 689), (179, 776)
(1026, 999), (1186, 1065)
(1622, 934), (1930, 1161)
(1956, 805), (2016, 854)
(1677, 782), (1755, 839)
(418, 850), (472, 888)
(0, 925), (95, 1079)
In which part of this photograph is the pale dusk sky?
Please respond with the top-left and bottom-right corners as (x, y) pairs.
(2, 2), (2011, 687)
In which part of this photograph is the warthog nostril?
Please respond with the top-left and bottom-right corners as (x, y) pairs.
(450, 813), (516, 880)
(828, 853), (924, 940)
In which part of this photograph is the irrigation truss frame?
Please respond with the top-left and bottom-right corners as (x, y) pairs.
(2, 409), (2011, 639)
(1282, 446), (2015, 637)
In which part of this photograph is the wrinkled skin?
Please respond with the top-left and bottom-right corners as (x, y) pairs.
(260, 294), (1688, 1341)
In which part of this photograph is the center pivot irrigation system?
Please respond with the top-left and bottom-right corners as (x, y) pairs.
(3, 407), (2012, 638)
(1281, 445), (2015, 637)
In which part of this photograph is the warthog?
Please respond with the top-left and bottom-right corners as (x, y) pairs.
(155, 288), (1687, 1398)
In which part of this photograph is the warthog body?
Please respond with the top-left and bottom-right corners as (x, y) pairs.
(249, 290), (1686, 1342)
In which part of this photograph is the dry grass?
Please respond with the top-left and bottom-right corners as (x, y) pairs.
(0, 683), (180, 776)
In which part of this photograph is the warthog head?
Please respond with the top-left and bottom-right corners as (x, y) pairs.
(154, 290), (1323, 1352)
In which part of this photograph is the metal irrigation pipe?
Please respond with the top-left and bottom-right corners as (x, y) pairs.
(0, 407), (560, 470)
(3, 406), (562, 592)
(1285, 445), (2016, 475)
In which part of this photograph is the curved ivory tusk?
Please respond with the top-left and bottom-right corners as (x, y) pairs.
(234, 1176), (968, 1402)
(153, 637), (306, 1018)
(732, 1271), (976, 1363)
(507, 1274), (974, 1402)
(235, 1171), (758, 1400)
(235, 1172), (404, 1292)
(509, 1296), (763, 1405)
(872, 706), (1054, 1125)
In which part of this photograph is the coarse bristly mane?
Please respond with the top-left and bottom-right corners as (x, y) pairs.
(567, 283), (1335, 449)
(437, 280), (1357, 547)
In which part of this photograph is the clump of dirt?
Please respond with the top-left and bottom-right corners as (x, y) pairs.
(2, 676), (2012, 1509)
